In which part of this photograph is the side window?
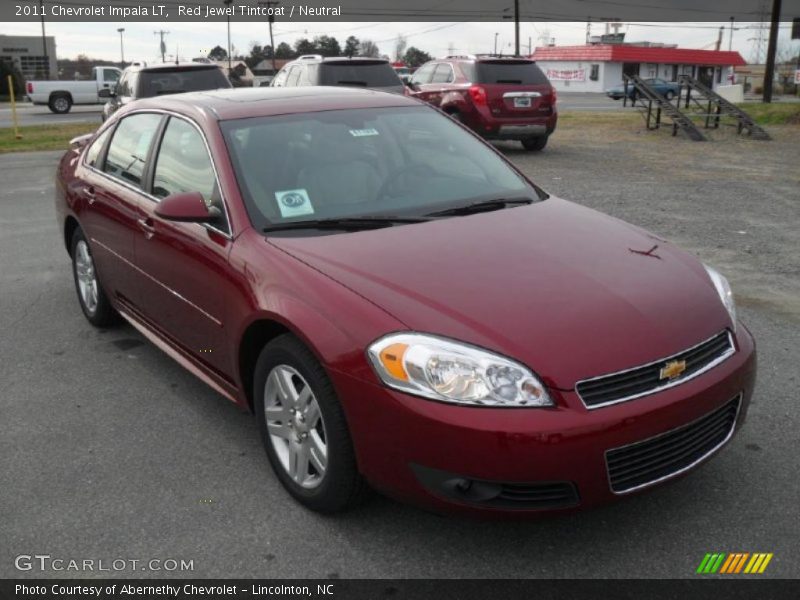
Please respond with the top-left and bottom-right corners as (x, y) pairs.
(103, 113), (162, 187)
(285, 66), (302, 86)
(84, 127), (112, 169)
(589, 64), (599, 81)
(431, 63), (453, 84)
(411, 63), (435, 85)
(104, 69), (120, 83)
(272, 67), (289, 87)
(302, 64), (318, 85)
(152, 117), (228, 232)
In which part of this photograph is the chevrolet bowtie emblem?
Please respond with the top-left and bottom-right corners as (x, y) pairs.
(660, 359), (687, 380)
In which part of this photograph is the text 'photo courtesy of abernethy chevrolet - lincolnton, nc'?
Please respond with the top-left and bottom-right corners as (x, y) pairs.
(57, 75), (753, 516)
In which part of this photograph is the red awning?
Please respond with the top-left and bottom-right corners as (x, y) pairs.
(531, 45), (746, 67)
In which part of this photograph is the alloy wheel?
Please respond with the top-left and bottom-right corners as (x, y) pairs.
(264, 365), (328, 489)
(74, 240), (98, 315)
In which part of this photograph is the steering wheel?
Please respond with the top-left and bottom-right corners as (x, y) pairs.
(376, 163), (438, 201)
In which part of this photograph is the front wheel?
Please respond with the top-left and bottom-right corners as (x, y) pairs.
(664, 90), (675, 101)
(522, 135), (549, 151)
(254, 334), (366, 513)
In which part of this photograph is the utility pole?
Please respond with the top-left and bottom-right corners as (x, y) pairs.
(39, 0), (49, 79)
(258, 1), (280, 74)
(494, 32), (498, 55)
(763, 0), (781, 102)
(117, 28), (125, 68)
(729, 17), (735, 51)
(224, 0), (233, 71)
(514, 0), (520, 56)
(715, 27), (724, 51)
(154, 30), (169, 63)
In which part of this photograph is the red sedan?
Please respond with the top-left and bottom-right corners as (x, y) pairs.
(55, 87), (756, 515)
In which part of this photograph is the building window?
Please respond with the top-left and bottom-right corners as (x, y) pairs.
(589, 64), (599, 81)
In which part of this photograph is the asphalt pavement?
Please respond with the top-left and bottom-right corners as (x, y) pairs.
(1, 128), (798, 579)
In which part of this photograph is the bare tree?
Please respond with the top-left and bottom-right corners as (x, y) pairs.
(359, 39), (380, 58)
(394, 35), (408, 62)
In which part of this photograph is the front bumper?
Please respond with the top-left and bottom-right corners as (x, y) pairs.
(331, 325), (756, 517)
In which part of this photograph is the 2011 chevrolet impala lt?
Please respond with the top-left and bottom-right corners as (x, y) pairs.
(55, 87), (756, 515)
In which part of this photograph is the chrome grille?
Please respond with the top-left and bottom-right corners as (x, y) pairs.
(576, 331), (734, 409)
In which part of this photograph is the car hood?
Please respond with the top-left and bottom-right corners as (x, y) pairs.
(267, 198), (731, 390)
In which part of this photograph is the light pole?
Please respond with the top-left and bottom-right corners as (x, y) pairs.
(117, 28), (125, 68)
(224, 0), (233, 71)
(494, 32), (498, 55)
(39, 0), (49, 79)
(258, 1), (280, 74)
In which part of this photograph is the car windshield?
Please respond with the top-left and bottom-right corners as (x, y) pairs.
(318, 62), (402, 87)
(138, 67), (230, 97)
(221, 106), (543, 231)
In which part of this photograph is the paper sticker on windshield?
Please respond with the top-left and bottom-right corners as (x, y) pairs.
(275, 189), (314, 218)
(349, 128), (379, 137)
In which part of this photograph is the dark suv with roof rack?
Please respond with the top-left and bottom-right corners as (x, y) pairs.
(408, 55), (557, 151)
(271, 55), (405, 95)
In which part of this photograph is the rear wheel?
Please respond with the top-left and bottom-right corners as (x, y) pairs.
(665, 90), (675, 101)
(522, 135), (549, 151)
(49, 94), (72, 114)
(70, 228), (119, 327)
(254, 334), (366, 513)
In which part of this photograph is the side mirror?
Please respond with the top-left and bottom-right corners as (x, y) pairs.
(155, 191), (220, 223)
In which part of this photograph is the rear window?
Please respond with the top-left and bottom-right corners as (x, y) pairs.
(137, 67), (231, 97)
(470, 61), (550, 85)
(319, 62), (402, 87)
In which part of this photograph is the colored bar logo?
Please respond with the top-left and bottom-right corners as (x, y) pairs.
(696, 553), (773, 574)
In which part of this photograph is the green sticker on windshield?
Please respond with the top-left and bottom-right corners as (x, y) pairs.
(275, 189), (314, 218)
(349, 128), (379, 137)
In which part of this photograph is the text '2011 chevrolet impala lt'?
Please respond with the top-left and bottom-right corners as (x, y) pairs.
(56, 87), (755, 516)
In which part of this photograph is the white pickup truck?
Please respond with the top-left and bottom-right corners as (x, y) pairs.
(26, 66), (122, 114)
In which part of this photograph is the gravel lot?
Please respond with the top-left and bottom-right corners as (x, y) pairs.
(1, 118), (798, 579)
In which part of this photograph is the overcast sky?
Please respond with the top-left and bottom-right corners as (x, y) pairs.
(3, 20), (797, 64)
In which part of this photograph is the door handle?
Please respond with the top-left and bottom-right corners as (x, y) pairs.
(83, 185), (96, 204)
(137, 217), (156, 239)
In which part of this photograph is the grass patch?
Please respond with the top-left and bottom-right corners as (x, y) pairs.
(0, 123), (96, 154)
(736, 102), (800, 125)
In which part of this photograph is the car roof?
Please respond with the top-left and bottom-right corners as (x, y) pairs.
(438, 55), (536, 63)
(288, 55), (390, 65)
(130, 86), (420, 122)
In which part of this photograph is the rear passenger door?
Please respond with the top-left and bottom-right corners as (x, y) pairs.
(425, 63), (455, 106)
(133, 115), (235, 377)
(77, 113), (163, 307)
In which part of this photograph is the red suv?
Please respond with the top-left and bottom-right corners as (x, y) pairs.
(408, 55), (557, 151)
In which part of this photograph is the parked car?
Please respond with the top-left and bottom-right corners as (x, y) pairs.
(26, 66), (121, 114)
(393, 66), (412, 83)
(57, 86), (754, 516)
(606, 78), (681, 100)
(408, 55), (557, 151)
(271, 55), (405, 94)
(101, 62), (232, 121)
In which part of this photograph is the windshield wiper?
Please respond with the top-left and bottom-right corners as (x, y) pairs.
(425, 197), (534, 218)
(262, 216), (429, 233)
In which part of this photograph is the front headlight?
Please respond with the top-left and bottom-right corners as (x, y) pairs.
(367, 333), (552, 407)
(704, 264), (737, 331)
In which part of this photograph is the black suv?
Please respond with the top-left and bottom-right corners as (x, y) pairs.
(101, 63), (232, 121)
(271, 55), (405, 94)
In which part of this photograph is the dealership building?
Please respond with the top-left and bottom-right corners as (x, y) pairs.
(0, 35), (57, 79)
(531, 44), (746, 92)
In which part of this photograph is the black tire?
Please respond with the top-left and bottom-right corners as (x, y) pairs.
(254, 334), (366, 513)
(48, 94), (72, 114)
(521, 135), (549, 151)
(70, 228), (119, 327)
